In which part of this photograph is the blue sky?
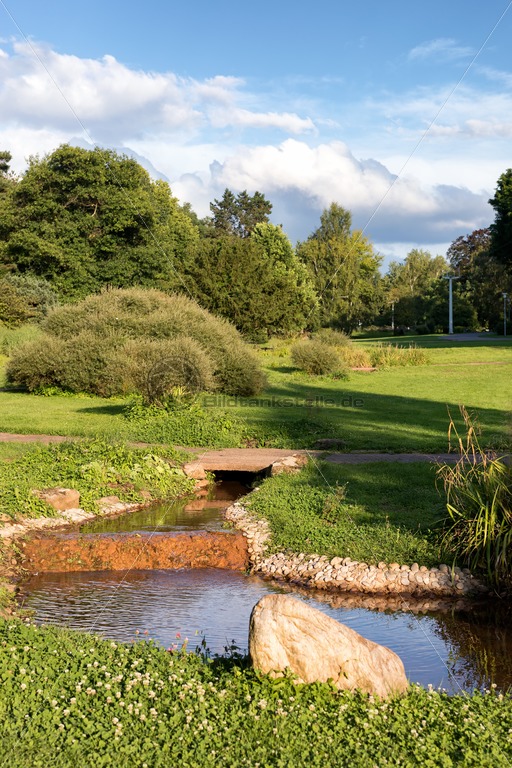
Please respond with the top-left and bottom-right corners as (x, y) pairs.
(1, 0), (512, 265)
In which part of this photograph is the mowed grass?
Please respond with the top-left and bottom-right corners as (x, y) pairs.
(247, 461), (446, 566)
(0, 334), (511, 451)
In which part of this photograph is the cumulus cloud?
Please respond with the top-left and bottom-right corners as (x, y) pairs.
(173, 139), (491, 244)
(0, 40), (313, 142)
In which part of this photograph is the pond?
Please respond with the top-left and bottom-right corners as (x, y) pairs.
(21, 481), (512, 695)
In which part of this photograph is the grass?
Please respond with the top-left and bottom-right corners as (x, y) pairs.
(1, 335), (511, 451)
(1, 618), (511, 768)
(247, 461), (446, 566)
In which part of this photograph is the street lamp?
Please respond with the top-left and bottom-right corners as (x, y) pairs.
(503, 292), (509, 336)
(443, 275), (460, 335)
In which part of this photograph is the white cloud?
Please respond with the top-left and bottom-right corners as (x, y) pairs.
(408, 38), (473, 62)
(0, 41), (314, 142)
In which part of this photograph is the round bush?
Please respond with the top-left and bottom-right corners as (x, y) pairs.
(291, 339), (344, 376)
(123, 336), (215, 405)
(313, 328), (352, 347)
(9, 288), (265, 397)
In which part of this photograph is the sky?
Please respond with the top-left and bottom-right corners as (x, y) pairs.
(1, 0), (512, 267)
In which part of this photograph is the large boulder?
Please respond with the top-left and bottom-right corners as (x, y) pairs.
(249, 594), (408, 698)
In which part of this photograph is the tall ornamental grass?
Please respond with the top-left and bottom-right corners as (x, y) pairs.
(437, 407), (512, 591)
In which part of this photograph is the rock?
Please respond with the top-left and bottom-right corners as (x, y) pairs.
(97, 495), (121, 507)
(248, 594), (408, 698)
(35, 487), (80, 512)
(182, 462), (207, 480)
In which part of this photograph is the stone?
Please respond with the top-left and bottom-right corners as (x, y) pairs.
(182, 462), (207, 480)
(248, 594), (408, 698)
(35, 487), (80, 512)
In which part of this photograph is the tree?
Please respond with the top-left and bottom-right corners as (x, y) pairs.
(182, 228), (317, 338)
(383, 249), (448, 328)
(297, 204), (383, 332)
(0, 145), (199, 298)
(447, 228), (509, 330)
(209, 189), (272, 238)
(489, 169), (512, 266)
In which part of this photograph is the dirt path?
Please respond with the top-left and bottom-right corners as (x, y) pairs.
(0, 433), (465, 467)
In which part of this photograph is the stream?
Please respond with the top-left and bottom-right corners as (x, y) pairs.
(21, 480), (512, 695)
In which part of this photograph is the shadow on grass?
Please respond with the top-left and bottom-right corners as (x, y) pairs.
(76, 403), (127, 416)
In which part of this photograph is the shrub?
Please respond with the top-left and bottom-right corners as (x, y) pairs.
(437, 408), (512, 590)
(124, 336), (215, 405)
(8, 288), (265, 397)
(313, 328), (352, 347)
(291, 339), (345, 376)
(0, 324), (44, 356)
(0, 281), (32, 327)
(2, 273), (59, 318)
(6, 334), (66, 391)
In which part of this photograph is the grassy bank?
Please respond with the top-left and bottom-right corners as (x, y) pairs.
(246, 461), (446, 567)
(1, 619), (511, 768)
(0, 440), (194, 521)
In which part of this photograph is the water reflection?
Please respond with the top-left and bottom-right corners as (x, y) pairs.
(22, 568), (512, 694)
(81, 480), (248, 535)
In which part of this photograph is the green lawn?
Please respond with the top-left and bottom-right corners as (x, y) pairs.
(247, 461), (446, 566)
(1, 336), (511, 451)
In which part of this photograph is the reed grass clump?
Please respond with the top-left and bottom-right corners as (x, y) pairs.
(437, 407), (512, 591)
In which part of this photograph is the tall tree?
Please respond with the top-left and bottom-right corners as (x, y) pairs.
(0, 144), (198, 298)
(384, 249), (448, 327)
(182, 226), (317, 338)
(297, 203), (382, 332)
(209, 189), (272, 238)
(489, 169), (512, 266)
(447, 228), (508, 330)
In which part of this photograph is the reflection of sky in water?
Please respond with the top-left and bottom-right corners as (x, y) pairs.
(24, 568), (512, 694)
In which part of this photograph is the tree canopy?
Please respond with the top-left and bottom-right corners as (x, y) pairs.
(489, 169), (512, 266)
(209, 189), (272, 238)
(0, 145), (198, 298)
(297, 203), (383, 332)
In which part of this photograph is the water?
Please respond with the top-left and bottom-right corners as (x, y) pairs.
(22, 568), (512, 694)
(21, 480), (512, 694)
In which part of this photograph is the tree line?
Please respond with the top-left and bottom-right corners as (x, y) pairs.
(0, 144), (511, 336)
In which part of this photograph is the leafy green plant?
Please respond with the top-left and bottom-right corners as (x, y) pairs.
(0, 440), (194, 520)
(1, 619), (511, 767)
(437, 407), (512, 590)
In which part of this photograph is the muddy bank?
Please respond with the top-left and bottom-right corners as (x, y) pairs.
(22, 530), (248, 573)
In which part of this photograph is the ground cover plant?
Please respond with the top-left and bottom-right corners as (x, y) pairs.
(1, 619), (511, 768)
(0, 440), (194, 520)
(246, 460), (446, 566)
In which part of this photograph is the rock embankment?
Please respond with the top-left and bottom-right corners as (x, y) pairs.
(224, 502), (488, 598)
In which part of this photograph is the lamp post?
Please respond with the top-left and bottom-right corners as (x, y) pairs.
(503, 292), (509, 336)
(443, 275), (460, 335)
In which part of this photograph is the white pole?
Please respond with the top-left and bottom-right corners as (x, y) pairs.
(504, 293), (508, 337)
(443, 275), (459, 335)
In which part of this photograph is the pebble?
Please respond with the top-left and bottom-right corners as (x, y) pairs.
(223, 503), (488, 598)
